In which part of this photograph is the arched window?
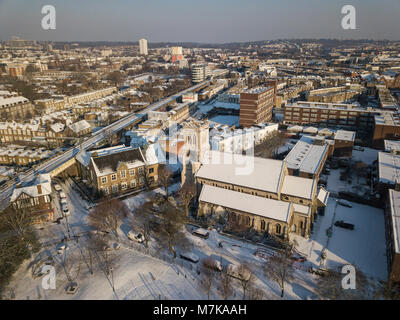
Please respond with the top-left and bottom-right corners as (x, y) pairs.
(246, 216), (251, 226)
(276, 224), (282, 234)
(261, 220), (266, 230)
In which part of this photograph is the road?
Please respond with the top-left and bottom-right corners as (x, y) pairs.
(0, 81), (209, 210)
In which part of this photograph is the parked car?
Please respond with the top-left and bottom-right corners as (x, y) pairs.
(180, 252), (199, 263)
(60, 198), (68, 206)
(192, 228), (209, 239)
(226, 264), (251, 281)
(334, 220), (355, 230)
(53, 184), (62, 192)
(61, 204), (70, 217)
(354, 146), (364, 151)
(203, 257), (223, 272)
(338, 199), (352, 208)
(59, 191), (67, 199)
(127, 230), (144, 243)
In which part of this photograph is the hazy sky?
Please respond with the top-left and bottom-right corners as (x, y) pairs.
(0, 0), (399, 43)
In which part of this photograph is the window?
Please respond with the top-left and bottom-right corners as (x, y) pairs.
(130, 180), (136, 188)
(148, 167), (154, 174)
(276, 224), (282, 234)
(261, 220), (266, 230)
(112, 184), (118, 193)
(111, 174), (117, 181)
(101, 177), (107, 184)
(121, 182), (127, 190)
(120, 170), (126, 178)
(138, 167), (144, 174)
(139, 177), (145, 184)
(103, 187), (109, 195)
(129, 169), (135, 176)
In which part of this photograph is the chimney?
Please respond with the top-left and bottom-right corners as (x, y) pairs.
(37, 184), (42, 195)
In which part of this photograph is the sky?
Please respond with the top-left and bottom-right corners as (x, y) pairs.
(0, 0), (399, 43)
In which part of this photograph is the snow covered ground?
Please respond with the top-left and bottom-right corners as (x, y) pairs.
(209, 115), (239, 126)
(293, 198), (387, 280)
(352, 147), (379, 165)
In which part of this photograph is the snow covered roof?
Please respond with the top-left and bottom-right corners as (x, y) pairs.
(142, 143), (166, 165)
(335, 130), (355, 142)
(68, 120), (91, 133)
(196, 151), (286, 194)
(317, 187), (330, 206)
(293, 204), (311, 216)
(384, 140), (400, 153)
(284, 135), (329, 175)
(378, 152), (400, 185)
(281, 175), (316, 200)
(199, 185), (292, 223)
(0, 96), (29, 108)
(388, 189), (400, 254)
(11, 173), (51, 202)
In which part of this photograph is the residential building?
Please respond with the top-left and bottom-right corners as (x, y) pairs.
(0, 96), (34, 120)
(9, 173), (53, 224)
(239, 86), (274, 127)
(76, 144), (161, 196)
(139, 39), (148, 55)
(284, 135), (330, 179)
(334, 130), (355, 158)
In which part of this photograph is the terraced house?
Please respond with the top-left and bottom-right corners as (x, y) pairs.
(0, 95), (35, 120)
(76, 144), (162, 196)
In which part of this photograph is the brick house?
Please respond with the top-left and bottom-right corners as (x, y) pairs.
(9, 173), (54, 224)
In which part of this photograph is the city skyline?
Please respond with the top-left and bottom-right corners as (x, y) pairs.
(0, 0), (400, 43)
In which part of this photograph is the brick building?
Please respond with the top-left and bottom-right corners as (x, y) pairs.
(239, 86), (274, 127)
(9, 173), (54, 224)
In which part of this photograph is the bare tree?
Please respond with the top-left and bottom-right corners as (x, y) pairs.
(247, 284), (265, 300)
(179, 181), (196, 217)
(155, 201), (190, 258)
(198, 258), (216, 299)
(1, 206), (33, 242)
(218, 270), (233, 300)
(263, 238), (297, 298)
(130, 200), (154, 248)
(238, 263), (254, 300)
(88, 199), (128, 242)
(158, 164), (173, 199)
